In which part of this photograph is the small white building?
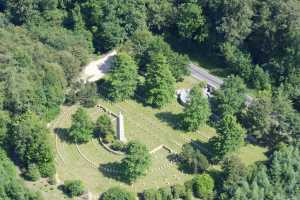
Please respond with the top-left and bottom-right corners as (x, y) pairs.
(176, 87), (211, 106)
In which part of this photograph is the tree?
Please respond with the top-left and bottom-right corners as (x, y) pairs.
(69, 108), (93, 143)
(77, 82), (98, 107)
(221, 42), (253, 81)
(243, 94), (272, 140)
(10, 112), (55, 177)
(146, 0), (174, 32)
(102, 187), (135, 200)
(0, 149), (44, 200)
(269, 89), (300, 145)
(168, 52), (190, 82)
(107, 52), (139, 101)
(216, 0), (254, 45)
(247, 0), (300, 64)
(193, 174), (215, 199)
(94, 20), (126, 51)
(181, 84), (211, 131)
(144, 52), (175, 108)
(220, 156), (247, 198)
(0, 111), (10, 146)
(210, 115), (246, 160)
(63, 180), (85, 197)
(6, 0), (36, 25)
(96, 114), (115, 143)
(24, 164), (40, 181)
(224, 144), (300, 200)
(121, 141), (151, 184)
(177, 2), (208, 43)
(212, 75), (246, 117)
(181, 144), (209, 174)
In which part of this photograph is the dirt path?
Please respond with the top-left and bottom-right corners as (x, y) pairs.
(80, 50), (117, 83)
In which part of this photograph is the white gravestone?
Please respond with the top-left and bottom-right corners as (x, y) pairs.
(117, 112), (126, 142)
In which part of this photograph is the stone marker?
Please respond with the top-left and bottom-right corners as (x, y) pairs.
(117, 112), (126, 142)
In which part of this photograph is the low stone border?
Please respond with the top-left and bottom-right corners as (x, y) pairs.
(150, 145), (176, 154)
(98, 137), (125, 155)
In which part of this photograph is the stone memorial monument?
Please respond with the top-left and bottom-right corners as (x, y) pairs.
(117, 112), (126, 142)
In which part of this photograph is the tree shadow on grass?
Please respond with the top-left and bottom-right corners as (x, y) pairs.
(99, 162), (126, 183)
(155, 112), (183, 130)
(54, 128), (72, 144)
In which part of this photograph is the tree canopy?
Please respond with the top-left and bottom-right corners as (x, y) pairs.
(120, 141), (151, 184)
(181, 84), (211, 131)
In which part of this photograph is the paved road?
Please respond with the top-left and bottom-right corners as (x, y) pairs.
(188, 63), (253, 105)
(189, 63), (224, 89)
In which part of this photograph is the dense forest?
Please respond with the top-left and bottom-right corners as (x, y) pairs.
(0, 0), (299, 199)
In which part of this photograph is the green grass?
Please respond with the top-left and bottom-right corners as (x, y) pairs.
(23, 77), (267, 199)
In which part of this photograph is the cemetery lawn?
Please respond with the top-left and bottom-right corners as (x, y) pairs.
(41, 76), (267, 199)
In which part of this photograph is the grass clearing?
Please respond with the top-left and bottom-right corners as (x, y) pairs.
(23, 77), (267, 199)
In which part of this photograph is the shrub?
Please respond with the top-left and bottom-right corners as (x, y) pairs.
(159, 187), (172, 200)
(181, 144), (209, 173)
(38, 161), (56, 178)
(193, 174), (214, 199)
(104, 133), (115, 144)
(143, 189), (157, 200)
(63, 180), (85, 197)
(96, 114), (114, 139)
(110, 140), (126, 152)
(101, 187), (135, 200)
(24, 164), (40, 181)
(172, 184), (186, 199)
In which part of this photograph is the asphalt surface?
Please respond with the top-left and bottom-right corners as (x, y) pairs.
(188, 63), (253, 105)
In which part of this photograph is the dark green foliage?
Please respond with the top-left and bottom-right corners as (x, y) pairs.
(143, 188), (157, 200)
(0, 111), (10, 146)
(101, 187), (135, 200)
(181, 144), (209, 173)
(216, 0), (254, 45)
(0, 149), (44, 200)
(81, 0), (147, 51)
(10, 112), (55, 177)
(24, 164), (40, 181)
(120, 141), (151, 183)
(212, 76), (246, 117)
(128, 31), (190, 82)
(69, 108), (94, 143)
(222, 144), (300, 200)
(96, 114), (115, 143)
(144, 52), (175, 108)
(107, 52), (139, 101)
(221, 42), (253, 81)
(181, 84), (211, 131)
(110, 141), (126, 152)
(146, 0), (174, 32)
(171, 184), (186, 199)
(63, 180), (85, 197)
(243, 93), (272, 140)
(168, 52), (190, 82)
(269, 89), (300, 145)
(77, 83), (98, 107)
(177, 2), (207, 43)
(220, 156), (247, 198)
(158, 187), (173, 200)
(210, 115), (246, 160)
(192, 174), (214, 200)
